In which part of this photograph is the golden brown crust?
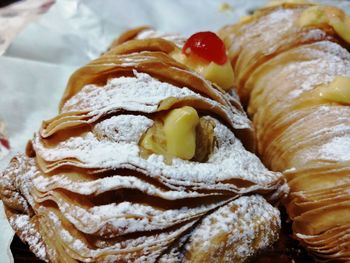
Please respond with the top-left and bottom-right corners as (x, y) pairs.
(0, 28), (286, 262)
(110, 26), (151, 47)
(219, 3), (350, 262)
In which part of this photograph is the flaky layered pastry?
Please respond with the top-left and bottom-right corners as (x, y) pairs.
(0, 28), (286, 262)
(219, 1), (350, 261)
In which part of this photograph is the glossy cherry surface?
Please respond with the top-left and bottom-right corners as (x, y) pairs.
(0, 138), (9, 149)
(182, 31), (227, 65)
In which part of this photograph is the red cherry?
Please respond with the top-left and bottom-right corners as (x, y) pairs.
(182, 31), (228, 65)
(0, 138), (9, 149)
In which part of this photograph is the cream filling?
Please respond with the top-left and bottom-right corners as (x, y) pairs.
(299, 5), (350, 44)
(171, 50), (234, 91)
(318, 76), (350, 104)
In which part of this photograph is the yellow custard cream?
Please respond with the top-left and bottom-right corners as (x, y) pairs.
(267, 0), (308, 7)
(171, 50), (234, 91)
(299, 6), (350, 44)
(163, 106), (199, 160)
(140, 106), (200, 161)
(318, 76), (350, 104)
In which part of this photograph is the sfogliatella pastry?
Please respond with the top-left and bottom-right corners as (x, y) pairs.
(0, 28), (287, 262)
(219, 1), (350, 261)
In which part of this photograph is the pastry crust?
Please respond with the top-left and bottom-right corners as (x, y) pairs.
(0, 29), (286, 262)
(219, 2), (350, 261)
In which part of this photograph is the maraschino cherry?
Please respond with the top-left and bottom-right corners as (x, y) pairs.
(182, 31), (228, 65)
(0, 138), (9, 149)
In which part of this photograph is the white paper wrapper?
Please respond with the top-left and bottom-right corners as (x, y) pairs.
(0, 0), (54, 56)
(1, 0), (349, 262)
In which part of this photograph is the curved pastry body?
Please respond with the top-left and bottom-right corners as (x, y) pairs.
(0, 29), (286, 262)
(219, 3), (350, 261)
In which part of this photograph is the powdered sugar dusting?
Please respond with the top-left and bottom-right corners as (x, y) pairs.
(60, 71), (250, 132)
(286, 41), (350, 98)
(33, 173), (210, 200)
(9, 214), (47, 261)
(33, 116), (279, 187)
(14, 65), (285, 261)
(0, 21), (288, 262)
(220, 4), (350, 262)
(30, 174), (228, 237)
(44, 208), (195, 262)
(62, 72), (199, 113)
(319, 136), (350, 162)
(1, 67), (285, 261)
(184, 195), (280, 262)
(93, 115), (153, 143)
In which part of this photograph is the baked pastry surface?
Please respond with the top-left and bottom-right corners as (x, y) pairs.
(219, 2), (350, 261)
(0, 28), (287, 262)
